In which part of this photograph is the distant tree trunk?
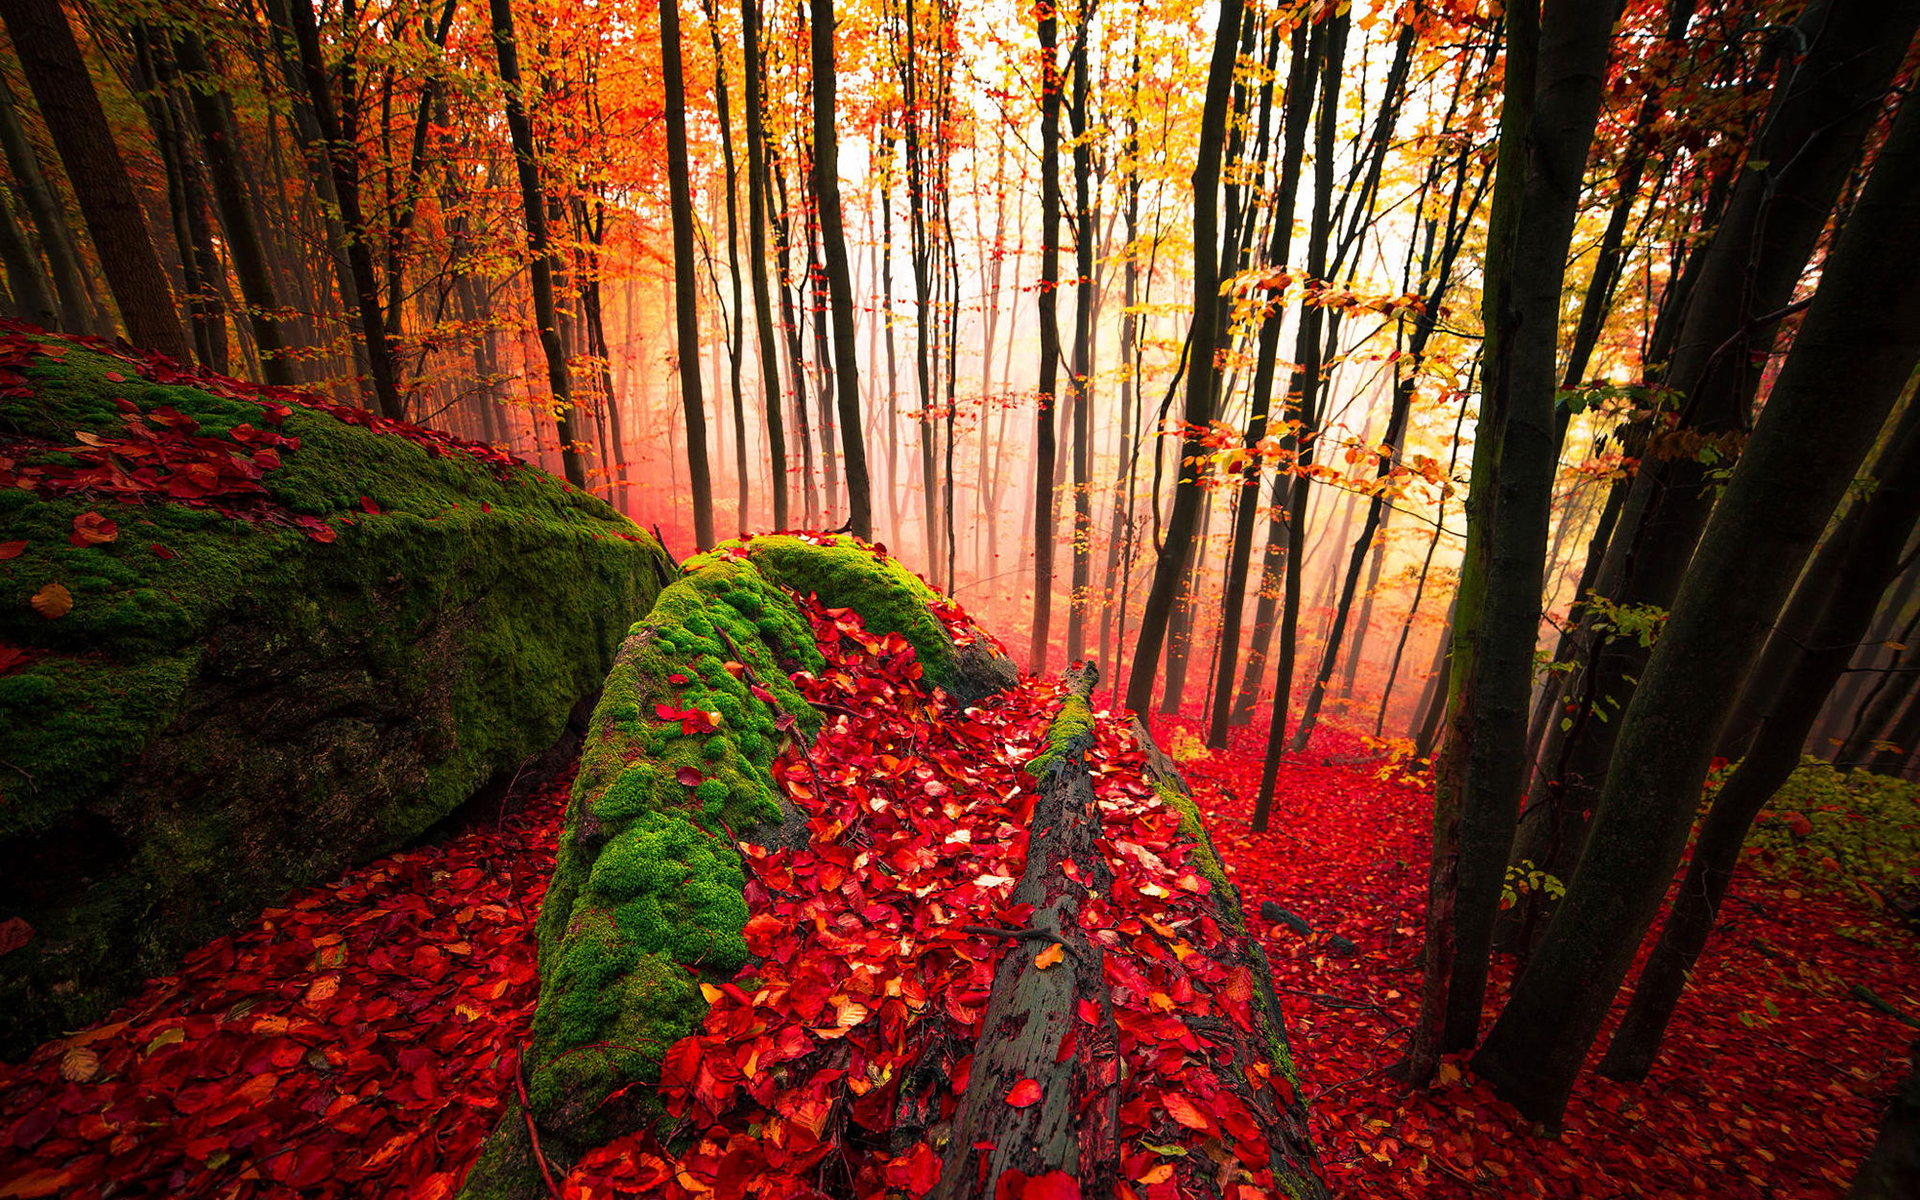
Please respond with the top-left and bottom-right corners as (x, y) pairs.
(657, 0), (714, 540)
(1029, 2), (1064, 669)
(1473, 77), (1920, 1125)
(699, 0), (750, 532)
(0, 0), (186, 358)
(171, 31), (294, 385)
(0, 189), (53, 325)
(130, 28), (223, 369)
(1064, 0), (1096, 664)
(1250, 6), (1348, 833)
(809, 0), (870, 539)
(488, 0), (586, 487)
(1206, 17), (1315, 750)
(286, 0), (405, 418)
(1123, 0), (1243, 714)
(1600, 387), (1920, 1081)
(742, 0), (788, 530)
(0, 71), (93, 331)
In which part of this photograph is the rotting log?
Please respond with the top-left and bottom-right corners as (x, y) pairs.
(1129, 716), (1326, 1196)
(932, 662), (1124, 1199)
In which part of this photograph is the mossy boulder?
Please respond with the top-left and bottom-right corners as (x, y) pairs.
(0, 330), (672, 1058)
(460, 534), (1016, 1200)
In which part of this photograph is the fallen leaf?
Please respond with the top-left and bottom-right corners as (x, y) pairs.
(29, 582), (71, 619)
(1006, 1077), (1042, 1107)
(1034, 942), (1065, 970)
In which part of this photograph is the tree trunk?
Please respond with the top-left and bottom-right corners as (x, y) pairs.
(1029, 3), (1064, 670)
(286, 0), (405, 418)
(1523, 0), (1920, 893)
(1123, 0), (1244, 713)
(741, 0), (787, 530)
(1600, 388), (1920, 1081)
(657, 0), (714, 540)
(1206, 17), (1315, 750)
(808, 0), (870, 540)
(172, 31), (294, 386)
(1849, 1040), (1920, 1200)
(0, 70), (93, 332)
(1472, 78), (1920, 1126)
(0, 0), (187, 358)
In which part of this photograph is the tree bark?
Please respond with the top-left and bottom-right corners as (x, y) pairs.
(809, 0), (871, 540)
(1473, 78), (1920, 1126)
(1600, 387), (1920, 1081)
(0, 0), (187, 359)
(657, 0), (714, 539)
(0, 70), (93, 332)
(1123, 0), (1244, 714)
(742, 0), (788, 530)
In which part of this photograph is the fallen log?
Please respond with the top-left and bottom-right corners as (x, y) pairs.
(932, 662), (1123, 1200)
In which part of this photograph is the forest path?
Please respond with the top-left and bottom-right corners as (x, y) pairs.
(0, 702), (1912, 1199)
(1159, 711), (1920, 1199)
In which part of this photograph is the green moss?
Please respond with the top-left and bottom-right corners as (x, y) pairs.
(1027, 686), (1098, 778)
(727, 534), (960, 690)
(0, 339), (671, 1055)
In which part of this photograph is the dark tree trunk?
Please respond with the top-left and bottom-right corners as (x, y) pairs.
(488, 0), (586, 488)
(1600, 390), (1920, 1081)
(1849, 1041), (1920, 1200)
(1064, 0), (1095, 664)
(0, 0), (187, 358)
(172, 31), (294, 385)
(0, 71), (93, 331)
(742, 0), (787, 530)
(658, 0), (714, 540)
(286, 0), (405, 418)
(808, 0), (871, 540)
(1250, 7), (1348, 834)
(1206, 17), (1315, 750)
(1425, 0), (1619, 1063)
(1029, 2), (1064, 670)
(1523, 0), (1920, 896)
(1123, 0), (1244, 713)
(1473, 79), (1920, 1126)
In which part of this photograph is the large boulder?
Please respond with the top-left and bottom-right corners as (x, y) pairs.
(0, 328), (671, 1058)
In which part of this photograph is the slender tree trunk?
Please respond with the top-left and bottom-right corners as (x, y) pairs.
(1123, 0), (1244, 713)
(0, 0), (187, 358)
(172, 32), (294, 385)
(1030, 2), (1064, 669)
(1207, 17), (1315, 750)
(0, 71), (94, 332)
(657, 0), (714, 539)
(287, 0), (405, 418)
(1064, 0), (1095, 663)
(488, 0), (586, 487)
(1473, 80), (1920, 1125)
(808, 0), (870, 539)
(742, 0), (787, 530)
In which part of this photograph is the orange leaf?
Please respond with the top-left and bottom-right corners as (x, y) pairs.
(70, 512), (117, 546)
(1163, 1091), (1216, 1133)
(30, 582), (71, 619)
(1034, 942), (1065, 970)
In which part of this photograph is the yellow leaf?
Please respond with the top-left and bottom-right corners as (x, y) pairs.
(1034, 942), (1065, 970)
(29, 582), (71, 619)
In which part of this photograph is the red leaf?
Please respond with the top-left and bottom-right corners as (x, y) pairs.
(0, 540), (25, 559)
(0, 916), (33, 956)
(676, 766), (705, 787)
(69, 512), (118, 546)
(1005, 1077), (1042, 1108)
(360, 495), (381, 514)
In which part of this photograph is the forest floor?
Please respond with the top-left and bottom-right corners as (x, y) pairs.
(1, 692), (1914, 1199)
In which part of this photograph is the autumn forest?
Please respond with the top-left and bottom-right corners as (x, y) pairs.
(0, 0), (1918, 1196)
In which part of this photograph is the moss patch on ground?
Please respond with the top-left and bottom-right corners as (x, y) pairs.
(0, 336), (670, 1057)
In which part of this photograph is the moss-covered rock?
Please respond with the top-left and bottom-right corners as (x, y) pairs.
(0, 332), (672, 1058)
(461, 533), (1013, 1199)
